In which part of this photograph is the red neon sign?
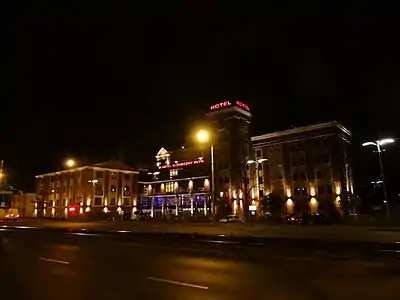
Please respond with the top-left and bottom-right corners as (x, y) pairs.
(210, 100), (250, 111)
(158, 158), (205, 169)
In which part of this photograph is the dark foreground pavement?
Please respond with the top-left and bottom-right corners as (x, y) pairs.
(1, 227), (399, 300)
(6, 218), (400, 242)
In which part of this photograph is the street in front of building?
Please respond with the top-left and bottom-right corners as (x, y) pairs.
(1, 226), (399, 300)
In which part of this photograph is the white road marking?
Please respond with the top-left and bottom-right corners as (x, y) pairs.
(39, 257), (70, 265)
(146, 276), (209, 290)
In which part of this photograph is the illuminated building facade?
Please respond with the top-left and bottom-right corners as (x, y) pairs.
(138, 100), (253, 217)
(139, 147), (211, 217)
(35, 160), (139, 219)
(249, 121), (353, 215)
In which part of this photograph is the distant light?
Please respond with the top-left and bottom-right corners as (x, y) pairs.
(65, 159), (76, 168)
(153, 171), (160, 175)
(247, 160), (255, 164)
(257, 158), (268, 163)
(196, 130), (210, 143)
(362, 142), (376, 147)
(181, 146), (185, 149)
(378, 138), (395, 146)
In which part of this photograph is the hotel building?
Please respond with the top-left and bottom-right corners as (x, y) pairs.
(249, 121), (353, 215)
(35, 160), (139, 219)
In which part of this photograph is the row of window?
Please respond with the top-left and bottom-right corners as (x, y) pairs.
(48, 198), (131, 207)
(293, 185), (334, 197)
(49, 172), (132, 182)
(95, 185), (130, 196)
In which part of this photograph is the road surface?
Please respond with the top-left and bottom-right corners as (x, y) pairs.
(1, 227), (399, 300)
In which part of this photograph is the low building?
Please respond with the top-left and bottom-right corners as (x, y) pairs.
(35, 160), (139, 219)
(11, 193), (36, 218)
(249, 121), (353, 216)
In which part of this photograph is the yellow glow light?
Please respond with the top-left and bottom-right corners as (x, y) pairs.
(196, 130), (210, 143)
(65, 159), (76, 168)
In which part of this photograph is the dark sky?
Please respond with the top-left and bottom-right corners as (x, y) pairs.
(2, 3), (400, 193)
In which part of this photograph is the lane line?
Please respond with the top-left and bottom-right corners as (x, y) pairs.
(39, 257), (70, 265)
(146, 276), (209, 290)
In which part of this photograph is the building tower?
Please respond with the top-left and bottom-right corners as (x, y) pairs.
(206, 100), (252, 216)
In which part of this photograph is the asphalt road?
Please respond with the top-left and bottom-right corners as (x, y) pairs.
(1, 227), (399, 300)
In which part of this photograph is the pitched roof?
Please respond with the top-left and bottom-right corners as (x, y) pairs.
(92, 160), (137, 172)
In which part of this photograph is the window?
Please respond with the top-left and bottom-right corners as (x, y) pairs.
(170, 169), (178, 177)
(124, 173), (131, 181)
(110, 173), (117, 180)
(110, 185), (116, 192)
(96, 171), (104, 178)
(94, 197), (102, 206)
(316, 170), (322, 179)
(56, 200), (59, 206)
(299, 157), (305, 165)
(259, 190), (264, 199)
(224, 178), (229, 183)
(62, 199), (66, 206)
(219, 177), (223, 184)
(256, 150), (261, 158)
(95, 185), (103, 196)
(124, 198), (130, 205)
(291, 158), (297, 166)
(123, 186), (130, 196)
(323, 154), (330, 163)
(258, 176), (264, 184)
(293, 172), (298, 181)
(326, 185), (333, 194)
(300, 172), (306, 180)
(301, 187), (308, 196)
(318, 185), (324, 194)
(110, 198), (116, 206)
(224, 163), (229, 169)
(49, 201), (54, 207)
(294, 188), (300, 196)
(166, 182), (174, 193)
(50, 176), (54, 182)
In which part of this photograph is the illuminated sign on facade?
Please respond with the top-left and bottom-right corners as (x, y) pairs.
(210, 100), (250, 111)
(158, 158), (205, 169)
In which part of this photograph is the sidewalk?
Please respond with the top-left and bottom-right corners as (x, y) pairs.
(5, 218), (400, 242)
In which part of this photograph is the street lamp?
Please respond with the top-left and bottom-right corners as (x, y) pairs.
(362, 138), (395, 217)
(247, 158), (268, 200)
(195, 129), (215, 215)
(148, 171), (160, 217)
(65, 159), (76, 168)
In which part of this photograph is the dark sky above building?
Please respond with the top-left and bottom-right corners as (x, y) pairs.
(2, 3), (400, 193)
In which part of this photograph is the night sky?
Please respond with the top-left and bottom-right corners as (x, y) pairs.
(2, 3), (400, 199)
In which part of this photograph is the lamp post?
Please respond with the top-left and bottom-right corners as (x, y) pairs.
(196, 129), (215, 215)
(362, 138), (394, 218)
(148, 171), (160, 218)
(246, 158), (268, 215)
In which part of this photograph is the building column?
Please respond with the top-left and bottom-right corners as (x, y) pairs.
(190, 194), (194, 215)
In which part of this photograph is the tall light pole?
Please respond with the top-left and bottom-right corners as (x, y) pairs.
(247, 158), (268, 215)
(362, 138), (394, 218)
(196, 129), (215, 215)
(148, 171), (160, 218)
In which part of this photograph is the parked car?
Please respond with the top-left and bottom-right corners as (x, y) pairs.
(219, 215), (243, 223)
(0, 208), (19, 222)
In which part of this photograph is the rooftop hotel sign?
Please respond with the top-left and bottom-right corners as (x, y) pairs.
(158, 157), (205, 169)
(210, 100), (250, 111)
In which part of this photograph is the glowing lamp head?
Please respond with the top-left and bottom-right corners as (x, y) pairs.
(65, 159), (76, 168)
(196, 130), (210, 143)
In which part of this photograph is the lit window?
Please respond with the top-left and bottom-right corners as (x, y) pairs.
(123, 186), (130, 196)
(170, 169), (178, 177)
